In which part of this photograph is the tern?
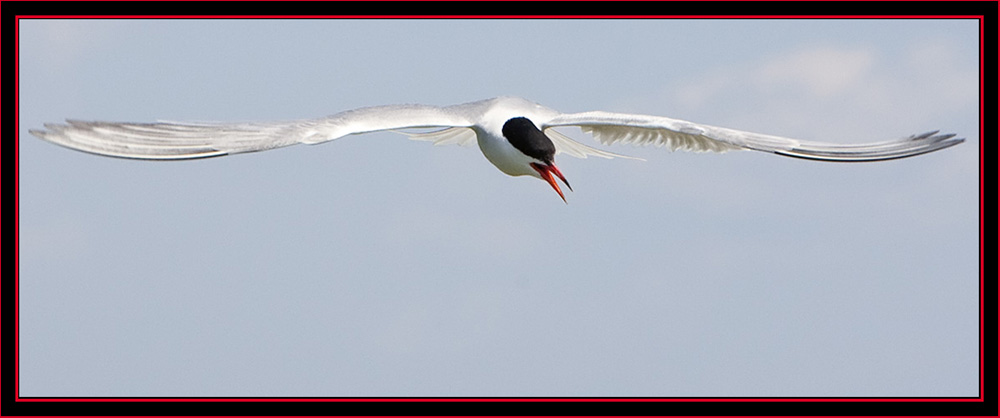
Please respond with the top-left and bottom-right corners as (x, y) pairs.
(31, 96), (963, 202)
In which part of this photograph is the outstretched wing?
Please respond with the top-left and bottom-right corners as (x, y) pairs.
(30, 104), (476, 160)
(544, 111), (964, 162)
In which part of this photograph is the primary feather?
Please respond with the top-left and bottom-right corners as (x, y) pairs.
(543, 110), (963, 162)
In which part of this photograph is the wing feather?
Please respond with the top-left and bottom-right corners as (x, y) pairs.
(30, 103), (477, 160)
(545, 111), (964, 162)
(399, 126), (478, 147)
(542, 128), (643, 160)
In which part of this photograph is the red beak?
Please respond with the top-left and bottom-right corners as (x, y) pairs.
(531, 162), (573, 203)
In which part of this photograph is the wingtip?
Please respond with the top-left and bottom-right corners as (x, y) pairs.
(909, 130), (962, 143)
(909, 130), (939, 140)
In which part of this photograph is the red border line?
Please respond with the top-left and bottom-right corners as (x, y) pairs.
(12, 12), (18, 405)
(12, 14), (989, 19)
(14, 396), (985, 402)
(13, 14), (987, 404)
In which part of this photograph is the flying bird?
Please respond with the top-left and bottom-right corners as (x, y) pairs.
(30, 96), (963, 202)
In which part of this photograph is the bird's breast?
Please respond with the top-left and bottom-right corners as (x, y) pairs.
(474, 127), (538, 178)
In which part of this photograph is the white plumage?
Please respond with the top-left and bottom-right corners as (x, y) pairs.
(31, 96), (963, 201)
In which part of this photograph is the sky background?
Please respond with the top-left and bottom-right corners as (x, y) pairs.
(18, 18), (980, 397)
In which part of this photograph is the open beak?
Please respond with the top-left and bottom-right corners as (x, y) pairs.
(531, 162), (573, 203)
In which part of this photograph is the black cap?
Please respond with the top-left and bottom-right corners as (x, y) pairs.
(501, 117), (556, 163)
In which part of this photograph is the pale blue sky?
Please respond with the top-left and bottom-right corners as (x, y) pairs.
(18, 18), (980, 397)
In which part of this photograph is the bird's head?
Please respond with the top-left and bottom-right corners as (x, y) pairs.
(501, 117), (572, 203)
